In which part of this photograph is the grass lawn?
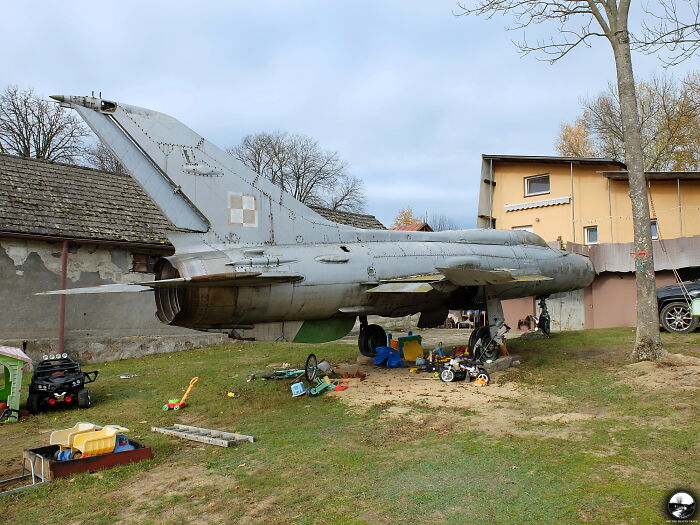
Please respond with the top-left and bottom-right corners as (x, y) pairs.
(1, 328), (698, 524)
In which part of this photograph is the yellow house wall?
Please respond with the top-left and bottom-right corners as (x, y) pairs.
(680, 180), (700, 238)
(491, 160), (700, 244)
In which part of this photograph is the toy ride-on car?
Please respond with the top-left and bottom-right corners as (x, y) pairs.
(26, 353), (98, 414)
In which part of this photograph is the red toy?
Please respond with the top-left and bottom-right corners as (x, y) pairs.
(162, 377), (199, 411)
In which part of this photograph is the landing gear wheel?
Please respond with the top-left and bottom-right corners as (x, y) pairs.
(440, 368), (456, 382)
(469, 326), (500, 361)
(26, 393), (40, 415)
(660, 301), (698, 333)
(358, 324), (386, 357)
(305, 353), (318, 382)
(77, 388), (91, 409)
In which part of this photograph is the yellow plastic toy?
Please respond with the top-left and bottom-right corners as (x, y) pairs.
(72, 425), (129, 457)
(50, 422), (100, 459)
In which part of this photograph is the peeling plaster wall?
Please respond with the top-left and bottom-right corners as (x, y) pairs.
(0, 237), (226, 362)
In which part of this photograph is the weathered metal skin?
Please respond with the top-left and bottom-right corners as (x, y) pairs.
(151, 236), (594, 329)
(54, 95), (595, 338)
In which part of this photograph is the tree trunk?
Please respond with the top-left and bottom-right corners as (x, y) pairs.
(611, 33), (666, 361)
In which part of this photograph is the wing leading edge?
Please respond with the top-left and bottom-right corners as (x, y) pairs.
(37, 272), (304, 296)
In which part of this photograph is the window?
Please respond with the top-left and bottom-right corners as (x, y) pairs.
(132, 253), (159, 273)
(650, 219), (659, 240)
(512, 225), (533, 232)
(584, 226), (598, 245)
(525, 174), (550, 196)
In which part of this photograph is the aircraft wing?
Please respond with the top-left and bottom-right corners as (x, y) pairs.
(437, 256), (552, 286)
(37, 272), (304, 295)
(364, 257), (552, 294)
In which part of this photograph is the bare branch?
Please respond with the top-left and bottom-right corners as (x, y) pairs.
(228, 132), (366, 213)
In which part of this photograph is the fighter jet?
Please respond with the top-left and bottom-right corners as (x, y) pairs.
(45, 95), (595, 357)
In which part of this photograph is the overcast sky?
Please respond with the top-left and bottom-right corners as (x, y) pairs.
(2, 1), (696, 228)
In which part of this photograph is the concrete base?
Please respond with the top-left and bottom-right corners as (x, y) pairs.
(0, 333), (229, 364)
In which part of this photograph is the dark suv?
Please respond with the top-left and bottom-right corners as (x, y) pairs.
(657, 280), (700, 334)
(26, 354), (98, 414)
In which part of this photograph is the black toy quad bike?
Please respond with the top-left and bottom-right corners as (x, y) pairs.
(26, 353), (98, 414)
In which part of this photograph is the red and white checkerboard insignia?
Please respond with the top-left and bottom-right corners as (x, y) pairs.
(228, 192), (258, 227)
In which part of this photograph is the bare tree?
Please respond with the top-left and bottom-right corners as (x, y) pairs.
(0, 85), (89, 163)
(429, 213), (459, 231)
(85, 142), (127, 175)
(557, 74), (700, 170)
(229, 132), (366, 213)
(457, 1), (700, 361)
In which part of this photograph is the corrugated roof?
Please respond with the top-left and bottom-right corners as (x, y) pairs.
(308, 205), (386, 230)
(0, 155), (385, 244)
(0, 154), (174, 245)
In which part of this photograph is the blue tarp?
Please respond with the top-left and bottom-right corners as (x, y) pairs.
(373, 346), (405, 368)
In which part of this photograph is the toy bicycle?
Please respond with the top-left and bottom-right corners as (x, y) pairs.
(439, 357), (490, 384)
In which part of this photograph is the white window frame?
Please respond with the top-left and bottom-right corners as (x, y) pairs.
(524, 174), (550, 197)
(650, 219), (659, 240)
(584, 225), (598, 245)
(512, 225), (533, 232)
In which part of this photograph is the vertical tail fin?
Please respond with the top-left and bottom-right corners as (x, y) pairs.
(62, 96), (349, 248)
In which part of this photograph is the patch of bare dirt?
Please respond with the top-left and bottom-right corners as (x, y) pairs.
(619, 354), (700, 391)
(328, 363), (595, 440)
(116, 463), (238, 524)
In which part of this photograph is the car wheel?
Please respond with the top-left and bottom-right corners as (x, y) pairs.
(26, 393), (41, 415)
(77, 388), (91, 408)
(358, 324), (386, 357)
(660, 301), (698, 334)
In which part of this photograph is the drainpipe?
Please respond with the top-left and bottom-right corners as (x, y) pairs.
(678, 178), (683, 237)
(57, 240), (68, 354)
(570, 162), (575, 243)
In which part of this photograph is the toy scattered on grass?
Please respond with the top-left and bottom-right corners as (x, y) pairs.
(26, 354), (98, 415)
(304, 353), (332, 382)
(162, 376), (199, 411)
(440, 357), (490, 385)
(50, 423), (134, 461)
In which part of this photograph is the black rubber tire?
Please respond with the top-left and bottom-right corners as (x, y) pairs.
(476, 368), (490, 385)
(358, 324), (386, 357)
(469, 326), (500, 361)
(440, 368), (456, 382)
(26, 393), (41, 415)
(305, 353), (318, 382)
(77, 388), (91, 408)
(660, 301), (698, 334)
(468, 326), (490, 354)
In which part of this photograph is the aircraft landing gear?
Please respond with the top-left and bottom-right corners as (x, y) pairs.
(358, 316), (386, 357)
(537, 297), (551, 336)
